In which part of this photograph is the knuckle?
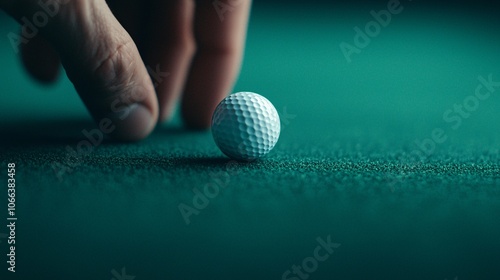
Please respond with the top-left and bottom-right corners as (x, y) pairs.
(91, 40), (136, 98)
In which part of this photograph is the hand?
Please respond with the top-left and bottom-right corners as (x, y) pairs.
(1, 0), (252, 141)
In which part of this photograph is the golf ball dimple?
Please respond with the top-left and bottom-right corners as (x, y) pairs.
(211, 92), (281, 161)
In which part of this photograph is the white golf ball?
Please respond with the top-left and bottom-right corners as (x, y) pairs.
(211, 92), (281, 161)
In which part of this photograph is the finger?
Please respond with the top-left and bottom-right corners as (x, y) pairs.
(2, 0), (158, 141)
(142, 0), (196, 122)
(181, 0), (252, 129)
(20, 33), (60, 84)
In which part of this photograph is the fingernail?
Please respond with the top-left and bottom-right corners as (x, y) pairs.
(104, 103), (155, 141)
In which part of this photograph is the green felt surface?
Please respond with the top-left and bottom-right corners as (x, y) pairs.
(1, 3), (500, 280)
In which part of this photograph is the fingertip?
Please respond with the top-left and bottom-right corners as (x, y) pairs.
(105, 103), (157, 142)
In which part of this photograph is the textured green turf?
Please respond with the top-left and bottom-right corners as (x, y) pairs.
(1, 4), (500, 280)
(2, 121), (500, 194)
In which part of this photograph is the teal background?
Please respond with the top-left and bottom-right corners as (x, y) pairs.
(1, 2), (500, 279)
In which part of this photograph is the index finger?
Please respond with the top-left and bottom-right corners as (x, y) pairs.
(181, 0), (252, 129)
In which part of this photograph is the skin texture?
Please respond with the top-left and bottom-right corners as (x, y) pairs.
(0, 0), (252, 141)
